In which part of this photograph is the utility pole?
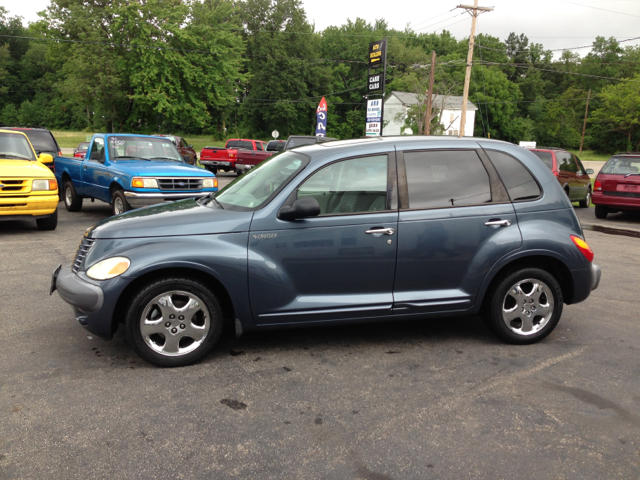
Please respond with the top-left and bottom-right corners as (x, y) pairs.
(424, 50), (436, 135)
(457, 0), (493, 138)
(579, 89), (591, 154)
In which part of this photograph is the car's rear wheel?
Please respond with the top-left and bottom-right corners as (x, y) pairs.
(205, 166), (217, 174)
(579, 188), (591, 208)
(125, 277), (223, 367)
(484, 268), (563, 344)
(112, 189), (130, 216)
(63, 180), (83, 212)
(36, 209), (58, 231)
(595, 205), (608, 219)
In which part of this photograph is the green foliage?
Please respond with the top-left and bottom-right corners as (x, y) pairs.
(0, 2), (637, 155)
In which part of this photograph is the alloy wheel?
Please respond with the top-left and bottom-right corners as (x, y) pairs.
(139, 290), (211, 356)
(501, 278), (554, 336)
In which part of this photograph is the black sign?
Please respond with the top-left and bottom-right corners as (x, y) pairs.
(367, 72), (384, 92)
(368, 39), (386, 68)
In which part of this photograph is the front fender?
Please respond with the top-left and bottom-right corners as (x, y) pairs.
(85, 233), (253, 330)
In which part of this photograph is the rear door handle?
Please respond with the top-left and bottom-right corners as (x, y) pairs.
(366, 227), (395, 236)
(485, 219), (511, 227)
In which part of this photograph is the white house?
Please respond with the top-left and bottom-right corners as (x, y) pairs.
(382, 91), (478, 137)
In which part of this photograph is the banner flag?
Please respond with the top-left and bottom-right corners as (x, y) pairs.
(315, 97), (328, 137)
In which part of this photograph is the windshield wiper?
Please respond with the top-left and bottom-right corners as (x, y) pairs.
(149, 156), (181, 162)
(624, 173), (640, 178)
(0, 154), (32, 160)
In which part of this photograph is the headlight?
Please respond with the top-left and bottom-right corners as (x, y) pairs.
(203, 178), (217, 188)
(131, 177), (158, 188)
(86, 257), (131, 280)
(32, 179), (58, 191)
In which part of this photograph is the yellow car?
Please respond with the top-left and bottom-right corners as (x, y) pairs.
(0, 129), (59, 230)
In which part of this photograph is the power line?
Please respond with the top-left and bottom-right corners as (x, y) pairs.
(475, 35), (640, 55)
(558, 0), (640, 18)
(476, 60), (640, 83)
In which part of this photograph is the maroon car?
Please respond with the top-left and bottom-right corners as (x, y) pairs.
(529, 147), (593, 207)
(592, 152), (640, 219)
(156, 135), (197, 165)
(73, 142), (90, 158)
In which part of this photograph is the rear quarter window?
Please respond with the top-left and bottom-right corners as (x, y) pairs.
(531, 151), (554, 170)
(487, 150), (542, 201)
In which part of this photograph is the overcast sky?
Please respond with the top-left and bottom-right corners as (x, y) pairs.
(4, 0), (640, 55)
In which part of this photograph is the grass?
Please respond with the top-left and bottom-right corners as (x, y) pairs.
(569, 150), (610, 162)
(51, 130), (228, 151)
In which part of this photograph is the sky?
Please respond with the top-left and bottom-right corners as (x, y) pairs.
(3, 0), (640, 56)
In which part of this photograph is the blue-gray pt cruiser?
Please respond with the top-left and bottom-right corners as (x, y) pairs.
(52, 137), (601, 367)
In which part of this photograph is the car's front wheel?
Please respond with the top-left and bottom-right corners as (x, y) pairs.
(125, 277), (223, 367)
(36, 209), (58, 231)
(484, 268), (563, 344)
(112, 189), (130, 216)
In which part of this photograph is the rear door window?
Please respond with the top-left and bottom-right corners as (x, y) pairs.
(487, 150), (541, 201)
(297, 155), (388, 215)
(403, 150), (491, 209)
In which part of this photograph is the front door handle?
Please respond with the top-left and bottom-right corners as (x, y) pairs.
(366, 227), (395, 236)
(485, 219), (511, 227)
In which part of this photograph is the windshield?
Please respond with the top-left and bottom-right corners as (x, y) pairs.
(214, 152), (308, 210)
(107, 136), (183, 162)
(77, 143), (89, 151)
(8, 129), (58, 154)
(0, 132), (37, 161)
(226, 140), (254, 150)
(601, 156), (640, 175)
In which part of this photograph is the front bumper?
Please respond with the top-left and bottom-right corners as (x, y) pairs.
(0, 194), (58, 217)
(124, 191), (215, 208)
(51, 264), (129, 339)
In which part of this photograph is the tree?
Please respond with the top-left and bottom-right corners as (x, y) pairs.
(590, 74), (640, 152)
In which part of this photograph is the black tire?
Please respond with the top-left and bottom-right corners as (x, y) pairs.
(595, 205), (608, 219)
(111, 189), (130, 216)
(483, 268), (563, 344)
(578, 188), (591, 208)
(36, 209), (58, 231)
(125, 277), (223, 367)
(205, 165), (217, 174)
(63, 180), (83, 212)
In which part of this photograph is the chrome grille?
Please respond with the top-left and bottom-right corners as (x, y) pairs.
(156, 178), (203, 191)
(72, 237), (96, 273)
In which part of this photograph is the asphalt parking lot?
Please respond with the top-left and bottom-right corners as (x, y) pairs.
(1, 185), (639, 479)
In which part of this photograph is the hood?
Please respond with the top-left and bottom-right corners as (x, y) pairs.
(111, 161), (214, 177)
(88, 199), (253, 239)
(0, 159), (54, 178)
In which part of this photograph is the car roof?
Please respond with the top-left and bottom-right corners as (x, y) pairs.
(0, 128), (30, 137)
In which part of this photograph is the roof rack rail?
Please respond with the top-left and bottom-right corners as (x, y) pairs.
(0, 124), (46, 129)
(614, 152), (640, 155)
(534, 146), (565, 150)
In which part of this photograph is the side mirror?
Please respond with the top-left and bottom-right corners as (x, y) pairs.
(189, 144), (193, 148)
(38, 153), (54, 164)
(278, 196), (321, 221)
(90, 150), (102, 162)
(586, 168), (594, 175)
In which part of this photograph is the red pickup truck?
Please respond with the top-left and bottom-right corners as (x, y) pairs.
(200, 139), (266, 174)
(235, 149), (276, 174)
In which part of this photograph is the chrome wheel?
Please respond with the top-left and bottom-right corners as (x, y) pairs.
(65, 186), (73, 207)
(585, 190), (591, 205)
(140, 290), (211, 357)
(501, 278), (554, 336)
(114, 196), (124, 215)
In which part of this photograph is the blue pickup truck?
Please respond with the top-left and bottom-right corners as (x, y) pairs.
(55, 134), (218, 216)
